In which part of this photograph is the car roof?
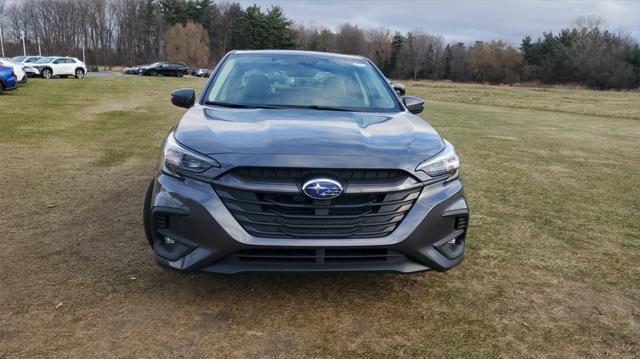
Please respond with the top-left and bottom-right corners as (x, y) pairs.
(230, 50), (367, 61)
(0, 57), (18, 64)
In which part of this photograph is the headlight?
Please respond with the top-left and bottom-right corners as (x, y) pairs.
(416, 140), (460, 179)
(161, 132), (220, 178)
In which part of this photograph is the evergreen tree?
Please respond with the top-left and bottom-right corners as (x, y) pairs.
(265, 6), (296, 49)
(241, 5), (265, 49)
(386, 32), (404, 76)
(159, 0), (188, 25)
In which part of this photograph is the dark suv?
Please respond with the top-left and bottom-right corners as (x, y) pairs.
(144, 50), (468, 273)
(140, 62), (188, 77)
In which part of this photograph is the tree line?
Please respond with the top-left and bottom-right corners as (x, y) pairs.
(0, 0), (638, 89)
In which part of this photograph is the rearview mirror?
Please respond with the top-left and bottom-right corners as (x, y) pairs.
(403, 96), (424, 114)
(171, 88), (195, 108)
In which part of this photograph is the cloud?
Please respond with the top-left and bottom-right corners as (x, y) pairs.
(235, 0), (640, 44)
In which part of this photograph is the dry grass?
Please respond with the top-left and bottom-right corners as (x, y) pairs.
(0, 78), (638, 358)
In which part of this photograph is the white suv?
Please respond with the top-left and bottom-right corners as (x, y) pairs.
(0, 57), (27, 83)
(33, 56), (87, 79)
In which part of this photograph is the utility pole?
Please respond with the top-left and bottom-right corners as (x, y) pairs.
(22, 30), (26, 56)
(38, 38), (41, 56)
(0, 24), (4, 58)
(0, 0), (4, 58)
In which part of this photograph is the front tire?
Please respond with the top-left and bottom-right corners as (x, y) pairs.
(143, 180), (155, 248)
(176, 71), (184, 77)
(75, 69), (85, 79)
(42, 68), (52, 79)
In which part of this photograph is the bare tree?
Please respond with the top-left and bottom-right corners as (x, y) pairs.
(365, 28), (392, 69)
(165, 21), (210, 67)
(82, 0), (113, 66)
(397, 30), (431, 80)
(296, 23), (335, 52)
(335, 23), (366, 56)
(469, 40), (523, 84)
(210, 2), (244, 61)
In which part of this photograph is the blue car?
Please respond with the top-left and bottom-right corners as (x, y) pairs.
(0, 66), (17, 94)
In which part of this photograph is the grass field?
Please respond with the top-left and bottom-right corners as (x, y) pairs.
(1, 76), (639, 358)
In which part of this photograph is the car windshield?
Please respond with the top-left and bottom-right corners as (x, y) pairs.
(204, 53), (400, 112)
(35, 57), (54, 64)
(11, 56), (26, 62)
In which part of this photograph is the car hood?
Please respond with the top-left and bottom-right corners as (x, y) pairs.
(174, 106), (444, 158)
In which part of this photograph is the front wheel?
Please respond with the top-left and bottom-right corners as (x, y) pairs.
(176, 71), (184, 77)
(42, 68), (52, 79)
(75, 69), (85, 79)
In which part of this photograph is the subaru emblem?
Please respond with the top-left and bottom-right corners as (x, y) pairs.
(302, 178), (343, 200)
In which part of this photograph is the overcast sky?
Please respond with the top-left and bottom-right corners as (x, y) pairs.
(236, 0), (640, 44)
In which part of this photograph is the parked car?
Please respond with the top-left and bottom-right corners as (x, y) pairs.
(391, 82), (406, 96)
(190, 67), (211, 77)
(0, 66), (18, 94)
(11, 55), (43, 64)
(0, 58), (27, 83)
(384, 77), (406, 96)
(139, 62), (188, 77)
(143, 50), (468, 274)
(32, 56), (87, 79)
(11, 55), (43, 77)
(123, 64), (146, 75)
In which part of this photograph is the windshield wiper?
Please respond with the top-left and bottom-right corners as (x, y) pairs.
(204, 101), (283, 109)
(205, 102), (355, 112)
(305, 105), (353, 112)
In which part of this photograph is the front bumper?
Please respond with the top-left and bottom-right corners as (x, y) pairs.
(23, 67), (39, 76)
(149, 173), (469, 273)
(3, 79), (18, 90)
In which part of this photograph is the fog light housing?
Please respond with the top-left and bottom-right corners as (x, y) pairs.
(434, 234), (465, 259)
(154, 234), (196, 261)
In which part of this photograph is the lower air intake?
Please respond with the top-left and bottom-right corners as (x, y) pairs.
(230, 248), (405, 265)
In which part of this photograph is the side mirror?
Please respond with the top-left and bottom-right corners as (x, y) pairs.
(171, 88), (196, 108)
(403, 96), (424, 114)
(391, 83), (406, 96)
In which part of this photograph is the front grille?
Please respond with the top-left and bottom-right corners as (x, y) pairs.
(231, 167), (407, 182)
(230, 248), (404, 264)
(214, 168), (421, 239)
